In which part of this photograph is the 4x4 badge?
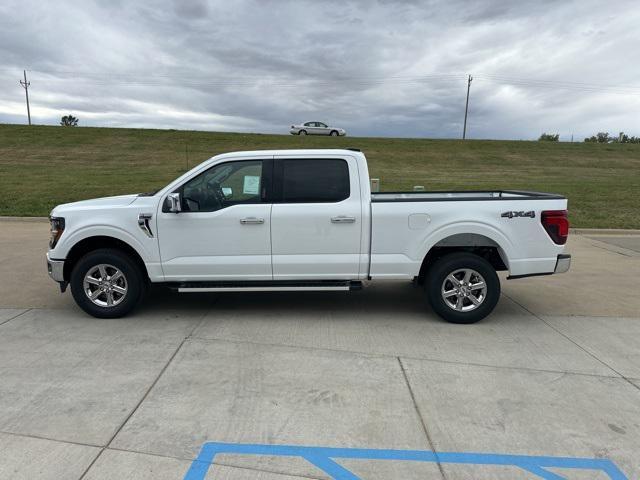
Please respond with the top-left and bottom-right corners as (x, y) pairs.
(501, 211), (535, 219)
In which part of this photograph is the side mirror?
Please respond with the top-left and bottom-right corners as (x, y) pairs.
(167, 192), (182, 213)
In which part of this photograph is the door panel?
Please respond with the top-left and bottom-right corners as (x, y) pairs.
(157, 204), (272, 280)
(271, 156), (362, 279)
(156, 158), (272, 281)
(311, 122), (325, 135)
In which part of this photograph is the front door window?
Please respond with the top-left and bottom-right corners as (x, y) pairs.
(177, 161), (263, 212)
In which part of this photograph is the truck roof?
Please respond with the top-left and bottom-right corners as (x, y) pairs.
(214, 149), (364, 160)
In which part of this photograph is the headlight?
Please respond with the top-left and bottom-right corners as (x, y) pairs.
(49, 216), (65, 248)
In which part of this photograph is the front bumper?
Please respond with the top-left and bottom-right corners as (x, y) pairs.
(46, 253), (65, 282)
(554, 254), (571, 274)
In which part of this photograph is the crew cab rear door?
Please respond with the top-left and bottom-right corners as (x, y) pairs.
(270, 155), (362, 279)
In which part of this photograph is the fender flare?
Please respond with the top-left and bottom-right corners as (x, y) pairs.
(413, 221), (515, 276)
(58, 224), (153, 264)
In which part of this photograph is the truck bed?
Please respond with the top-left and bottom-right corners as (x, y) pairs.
(369, 189), (568, 279)
(371, 190), (565, 202)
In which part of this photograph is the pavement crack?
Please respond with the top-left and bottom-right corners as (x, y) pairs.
(590, 243), (633, 257)
(0, 429), (102, 449)
(105, 446), (329, 479)
(193, 459), (325, 480)
(397, 357), (448, 480)
(192, 334), (622, 380)
(0, 308), (32, 326)
(580, 236), (640, 257)
(76, 301), (216, 480)
(501, 292), (640, 394)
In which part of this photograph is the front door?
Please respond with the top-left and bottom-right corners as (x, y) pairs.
(156, 159), (272, 281)
(270, 155), (362, 279)
(315, 122), (329, 135)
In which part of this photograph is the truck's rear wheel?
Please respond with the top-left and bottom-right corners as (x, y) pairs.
(70, 248), (144, 318)
(425, 253), (500, 324)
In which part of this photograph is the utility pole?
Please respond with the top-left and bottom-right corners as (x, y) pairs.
(462, 74), (472, 140)
(19, 70), (31, 125)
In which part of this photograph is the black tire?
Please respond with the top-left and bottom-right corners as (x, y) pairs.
(425, 253), (500, 324)
(70, 248), (144, 318)
(330, 130), (339, 136)
(299, 130), (307, 135)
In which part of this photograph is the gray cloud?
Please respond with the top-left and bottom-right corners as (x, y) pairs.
(1, 0), (639, 139)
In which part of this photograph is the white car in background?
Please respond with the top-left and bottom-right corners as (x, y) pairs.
(290, 121), (346, 136)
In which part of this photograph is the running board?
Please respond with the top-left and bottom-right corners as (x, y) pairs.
(173, 280), (363, 293)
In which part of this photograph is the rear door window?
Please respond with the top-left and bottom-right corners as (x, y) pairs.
(280, 159), (350, 203)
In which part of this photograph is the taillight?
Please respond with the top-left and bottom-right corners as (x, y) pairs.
(541, 210), (569, 245)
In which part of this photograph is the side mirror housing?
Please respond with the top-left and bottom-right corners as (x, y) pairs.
(167, 192), (182, 213)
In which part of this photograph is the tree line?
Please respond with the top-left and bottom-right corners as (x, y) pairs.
(539, 132), (640, 143)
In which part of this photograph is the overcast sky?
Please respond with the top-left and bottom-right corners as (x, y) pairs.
(1, 0), (639, 139)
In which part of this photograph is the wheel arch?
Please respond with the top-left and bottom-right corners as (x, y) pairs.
(417, 232), (509, 284)
(63, 236), (149, 282)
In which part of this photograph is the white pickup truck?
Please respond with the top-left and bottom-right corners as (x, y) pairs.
(46, 149), (570, 323)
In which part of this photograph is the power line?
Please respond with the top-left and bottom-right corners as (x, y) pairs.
(475, 74), (640, 95)
(6, 68), (640, 98)
(31, 69), (463, 82)
(12, 68), (640, 95)
(25, 70), (464, 89)
(478, 73), (640, 90)
(19, 70), (31, 125)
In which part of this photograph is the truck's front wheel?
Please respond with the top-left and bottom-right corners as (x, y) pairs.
(70, 248), (144, 318)
(425, 253), (500, 324)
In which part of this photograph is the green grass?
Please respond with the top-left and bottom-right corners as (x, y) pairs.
(1, 123), (639, 228)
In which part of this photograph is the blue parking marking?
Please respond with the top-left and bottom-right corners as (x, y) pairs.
(183, 442), (628, 480)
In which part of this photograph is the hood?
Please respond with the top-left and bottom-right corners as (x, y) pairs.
(51, 194), (139, 215)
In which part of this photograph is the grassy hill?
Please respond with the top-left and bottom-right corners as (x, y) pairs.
(1, 123), (639, 228)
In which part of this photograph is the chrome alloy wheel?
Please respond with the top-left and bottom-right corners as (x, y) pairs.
(83, 264), (128, 307)
(441, 268), (487, 312)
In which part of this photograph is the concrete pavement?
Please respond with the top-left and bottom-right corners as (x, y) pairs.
(0, 219), (639, 479)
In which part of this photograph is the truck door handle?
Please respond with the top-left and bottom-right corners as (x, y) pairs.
(331, 216), (356, 224)
(240, 217), (264, 225)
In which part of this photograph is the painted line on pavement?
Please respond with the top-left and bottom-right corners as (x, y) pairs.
(183, 442), (628, 480)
